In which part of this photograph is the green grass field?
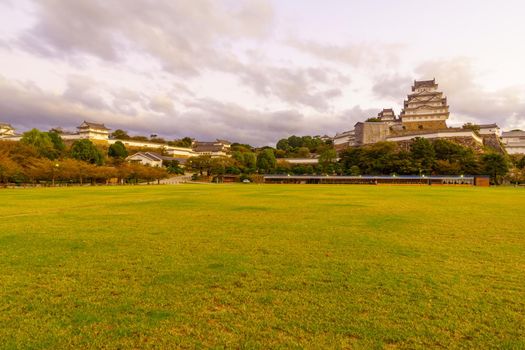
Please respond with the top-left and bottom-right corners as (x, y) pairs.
(1, 185), (524, 349)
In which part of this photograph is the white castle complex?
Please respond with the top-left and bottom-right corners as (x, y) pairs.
(1, 80), (524, 156)
(333, 79), (523, 154)
(0, 121), (232, 161)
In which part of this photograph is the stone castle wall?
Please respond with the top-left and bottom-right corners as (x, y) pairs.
(482, 134), (506, 154)
(402, 120), (448, 131)
(355, 123), (390, 145)
(394, 136), (485, 153)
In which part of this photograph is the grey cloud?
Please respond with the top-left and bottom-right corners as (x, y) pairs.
(17, 0), (274, 76)
(372, 74), (412, 101)
(0, 75), (345, 145)
(323, 106), (379, 135)
(237, 64), (349, 111)
(9, 0), (356, 113)
(149, 96), (176, 115)
(288, 40), (404, 68)
(185, 98), (307, 145)
(62, 75), (109, 110)
(416, 58), (525, 128)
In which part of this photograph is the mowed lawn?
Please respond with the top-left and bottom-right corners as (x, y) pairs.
(1, 185), (524, 349)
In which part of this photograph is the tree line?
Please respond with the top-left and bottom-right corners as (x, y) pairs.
(0, 129), (168, 186)
(188, 137), (523, 185)
(2, 129), (524, 185)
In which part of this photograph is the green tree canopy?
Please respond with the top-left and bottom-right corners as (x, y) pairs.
(171, 137), (193, 148)
(108, 141), (128, 159)
(410, 138), (436, 175)
(257, 149), (276, 173)
(482, 153), (509, 184)
(111, 129), (130, 140)
(70, 139), (105, 165)
(21, 129), (57, 159)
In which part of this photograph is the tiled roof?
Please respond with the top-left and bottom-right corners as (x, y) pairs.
(194, 144), (224, 152)
(478, 123), (499, 129)
(128, 152), (177, 162)
(414, 79), (436, 87)
(79, 121), (110, 130)
(502, 130), (525, 137)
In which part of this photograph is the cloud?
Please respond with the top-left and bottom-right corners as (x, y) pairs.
(416, 58), (525, 128)
(372, 74), (412, 101)
(62, 75), (109, 110)
(149, 96), (176, 115)
(0, 74), (344, 145)
(288, 39), (403, 68)
(237, 64), (348, 111)
(17, 0), (274, 76)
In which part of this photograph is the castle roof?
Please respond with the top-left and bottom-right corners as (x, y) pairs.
(78, 121), (110, 130)
(479, 123), (499, 129)
(412, 79), (437, 91)
(502, 130), (525, 137)
(128, 152), (185, 163)
(216, 139), (232, 145)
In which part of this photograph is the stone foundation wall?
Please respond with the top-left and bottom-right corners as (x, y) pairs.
(393, 136), (485, 153)
(482, 134), (506, 154)
(402, 120), (447, 131)
(355, 122), (390, 145)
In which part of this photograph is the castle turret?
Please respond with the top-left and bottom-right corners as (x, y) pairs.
(377, 108), (397, 122)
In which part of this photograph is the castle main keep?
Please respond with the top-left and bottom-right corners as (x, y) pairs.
(333, 79), (502, 152)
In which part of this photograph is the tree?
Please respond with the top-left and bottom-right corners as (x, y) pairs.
(318, 148), (337, 174)
(506, 167), (525, 185)
(47, 131), (66, 156)
(276, 139), (291, 151)
(164, 160), (184, 174)
(20, 129), (57, 159)
(433, 139), (480, 175)
(365, 117), (382, 122)
(231, 151), (244, 164)
(0, 151), (19, 184)
(481, 153), (509, 184)
(108, 141), (128, 159)
(209, 157), (235, 176)
(296, 147), (310, 158)
(517, 155), (525, 169)
(257, 149), (276, 173)
(111, 129), (130, 140)
(462, 123), (480, 133)
(170, 137), (193, 148)
(243, 153), (257, 172)
(410, 138), (435, 175)
(187, 155), (213, 176)
(70, 139), (105, 165)
(349, 165), (360, 176)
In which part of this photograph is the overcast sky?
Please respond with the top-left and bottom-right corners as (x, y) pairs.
(1, 0), (524, 145)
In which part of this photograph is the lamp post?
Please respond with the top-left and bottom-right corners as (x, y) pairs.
(52, 163), (59, 187)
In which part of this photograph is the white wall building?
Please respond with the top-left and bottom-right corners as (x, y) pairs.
(479, 124), (501, 136)
(77, 121), (110, 140)
(126, 152), (188, 167)
(0, 123), (15, 137)
(502, 130), (525, 154)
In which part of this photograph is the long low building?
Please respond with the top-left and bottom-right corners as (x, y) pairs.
(264, 175), (490, 186)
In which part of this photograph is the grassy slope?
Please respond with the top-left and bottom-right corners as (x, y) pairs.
(0, 185), (524, 349)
